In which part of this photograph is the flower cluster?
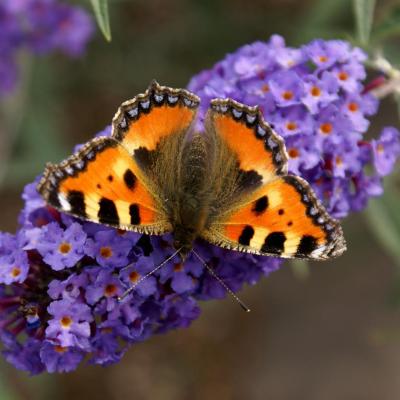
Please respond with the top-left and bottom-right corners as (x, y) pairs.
(0, 0), (94, 96)
(188, 35), (400, 218)
(1, 36), (399, 374)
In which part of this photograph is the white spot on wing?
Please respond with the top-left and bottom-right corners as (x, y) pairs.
(58, 193), (71, 212)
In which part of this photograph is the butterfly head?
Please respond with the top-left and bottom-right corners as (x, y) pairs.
(172, 225), (198, 262)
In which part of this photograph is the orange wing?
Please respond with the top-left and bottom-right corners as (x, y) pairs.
(202, 98), (345, 260)
(112, 80), (199, 157)
(38, 137), (171, 234)
(205, 98), (288, 183)
(38, 81), (201, 234)
(203, 175), (345, 259)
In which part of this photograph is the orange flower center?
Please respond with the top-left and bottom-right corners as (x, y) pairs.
(261, 84), (270, 93)
(129, 271), (140, 283)
(335, 156), (343, 166)
(58, 242), (71, 254)
(377, 143), (384, 153)
(100, 246), (113, 258)
(310, 86), (321, 97)
(320, 123), (333, 134)
(347, 102), (358, 112)
(286, 121), (297, 131)
(318, 55), (328, 63)
(10, 267), (21, 278)
(174, 263), (184, 272)
(54, 345), (67, 354)
(338, 71), (348, 81)
(288, 148), (299, 158)
(61, 316), (72, 328)
(282, 91), (294, 101)
(104, 284), (117, 297)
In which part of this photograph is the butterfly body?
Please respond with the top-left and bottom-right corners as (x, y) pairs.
(38, 81), (346, 263)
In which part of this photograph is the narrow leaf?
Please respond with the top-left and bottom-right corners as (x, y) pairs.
(353, 0), (376, 46)
(364, 194), (400, 270)
(90, 0), (111, 42)
(372, 6), (400, 42)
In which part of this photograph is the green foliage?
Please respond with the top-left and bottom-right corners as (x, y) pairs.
(365, 182), (400, 270)
(90, 0), (111, 41)
(372, 6), (400, 42)
(353, 0), (376, 46)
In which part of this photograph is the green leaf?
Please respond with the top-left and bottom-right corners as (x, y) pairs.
(90, 0), (112, 42)
(364, 189), (400, 270)
(372, 6), (400, 42)
(353, 0), (376, 46)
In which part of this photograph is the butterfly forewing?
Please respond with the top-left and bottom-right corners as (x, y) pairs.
(37, 137), (171, 234)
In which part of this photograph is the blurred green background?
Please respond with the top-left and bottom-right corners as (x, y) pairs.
(1, 0), (400, 399)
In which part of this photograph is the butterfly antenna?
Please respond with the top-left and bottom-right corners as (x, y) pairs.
(192, 250), (251, 313)
(118, 248), (182, 302)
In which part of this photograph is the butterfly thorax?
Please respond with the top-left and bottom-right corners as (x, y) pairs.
(172, 134), (211, 260)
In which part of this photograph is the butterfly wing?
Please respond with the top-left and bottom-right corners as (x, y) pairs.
(38, 137), (171, 234)
(38, 81), (200, 235)
(201, 99), (345, 259)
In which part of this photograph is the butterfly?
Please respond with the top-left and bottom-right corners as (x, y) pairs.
(37, 81), (346, 264)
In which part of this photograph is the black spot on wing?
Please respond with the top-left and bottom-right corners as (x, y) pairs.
(129, 204), (141, 225)
(296, 235), (318, 256)
(134, 147), (153, 171)
(124, 169), (136, 190)
(67, 190), (86, 217)
(98, 198), (119, 224)
(238, 225), (255, 246)
(237, 169), (263, 192)
(261, 232), (286, 254)
(252, 195), (269, 215)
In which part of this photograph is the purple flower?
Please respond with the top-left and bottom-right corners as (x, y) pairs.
(48, 272), (89, 300)
(158, 253), (203, 294)
(85, 268), (123, 312)
(372, 127), (400, 176)
(36, 222), (87, 271)
(119, 258), (158, 298)
(0, 249), (29, 284)
(269, 70), (305, 107)
(46, 299), (92, 349)
(40, 341), (85, 373)
(84, 229), (133, 268)
(301, 72), (339, 114)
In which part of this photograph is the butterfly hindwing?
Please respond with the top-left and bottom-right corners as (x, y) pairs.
(37, 137), (171, 234)
(202, 98), (345, 260)
(203, 175), (345, 259)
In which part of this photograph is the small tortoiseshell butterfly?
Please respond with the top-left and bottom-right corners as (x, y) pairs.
(38, 81), (346, 264)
